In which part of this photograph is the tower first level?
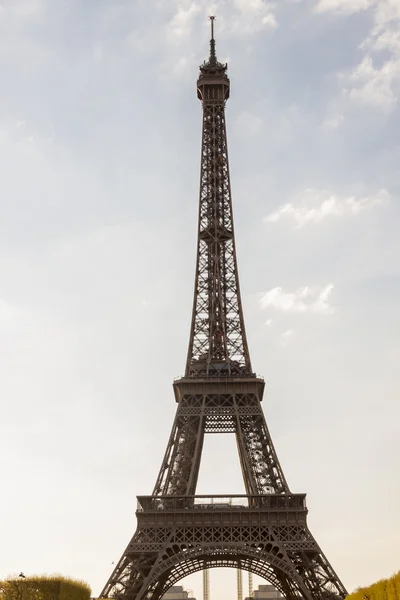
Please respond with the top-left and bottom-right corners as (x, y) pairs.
(101, 492), (345, 600)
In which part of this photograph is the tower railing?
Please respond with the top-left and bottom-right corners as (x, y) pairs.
(136, 494), (307, 512)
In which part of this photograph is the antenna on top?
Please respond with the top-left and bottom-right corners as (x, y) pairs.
(210, 15), (215, 39)
(209, 15), (217, 63)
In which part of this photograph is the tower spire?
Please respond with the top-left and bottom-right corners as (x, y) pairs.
(209, 15), (216, 64)
(187, 17), (249, 377)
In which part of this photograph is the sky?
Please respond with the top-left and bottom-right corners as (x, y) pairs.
(0, 0), (399, 598)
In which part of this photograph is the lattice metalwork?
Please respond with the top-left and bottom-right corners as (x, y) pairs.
(185, 22), (251, 378)
(152, 385), (288, 497)
(101, 496), (347, 600)
(100, 18), (347, 600)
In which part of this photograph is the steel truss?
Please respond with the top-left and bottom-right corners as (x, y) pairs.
(100, 21), (347, 600)
(185, 43), (250, 378)
(152, 380), (288, 497)
(101, 495), (346, 600)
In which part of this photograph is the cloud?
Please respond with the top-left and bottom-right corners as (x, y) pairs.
(316, 0), (400, 109)
(167, 2), (201, 39)
(264, 188), (389, 228)
(280, 329), (294, 346)
(322, 114), (344, 130)
(166, 0), (277, 44)
(231, 0), (277, 32)
(315, 0), (375, 14)
(260, 285), (335, 314)
(364, 29), (400, 53)
(0, 0), (45, 19)
(350, 2), (400, 109)
(374, 0), (400, 32)
(344, 55), (400, 109)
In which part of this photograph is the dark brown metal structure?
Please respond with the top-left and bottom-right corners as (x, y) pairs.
(100, 18), (347, 600)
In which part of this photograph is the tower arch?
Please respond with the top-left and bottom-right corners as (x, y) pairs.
(143, 546), (313, 600)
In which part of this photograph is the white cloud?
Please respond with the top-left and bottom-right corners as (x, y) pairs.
(166, 0), (277, 44)
(344, 55), (400, 108)
(265, 318), (273, 327)
(373, 0), (400, 28)
(364, 29), (400, 53)
(232, 0), (277, 32)
(350, 2), (400, 109)
(315, 0), (375, 14)
(172, 55), (190, 77)
(317, 0), (400, 109)
(280, 329), (294, 346)
(264, 188), (388, 228)
(260, 285), (335, 314)
(0, 0), (45, 19)
(322, 113), (345, 130)
(167, 2), (201, 39)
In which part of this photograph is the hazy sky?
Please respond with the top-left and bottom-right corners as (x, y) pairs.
(0, 0), (399, 599)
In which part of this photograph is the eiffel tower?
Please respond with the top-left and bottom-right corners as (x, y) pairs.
(100, 18), (347, 600)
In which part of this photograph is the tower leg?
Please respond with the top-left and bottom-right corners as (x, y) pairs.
(248, 572), (253, 597)
(153, 409), (205, 496)
(237, 569), (243, 600)
(235, 403), (289, 495)
(203, 568), (209, 600)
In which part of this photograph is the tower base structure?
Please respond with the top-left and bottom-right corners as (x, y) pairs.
(101, 494), (346, 600)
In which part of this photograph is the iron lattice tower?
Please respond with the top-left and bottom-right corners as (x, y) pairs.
(100, 18), (347, 600)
